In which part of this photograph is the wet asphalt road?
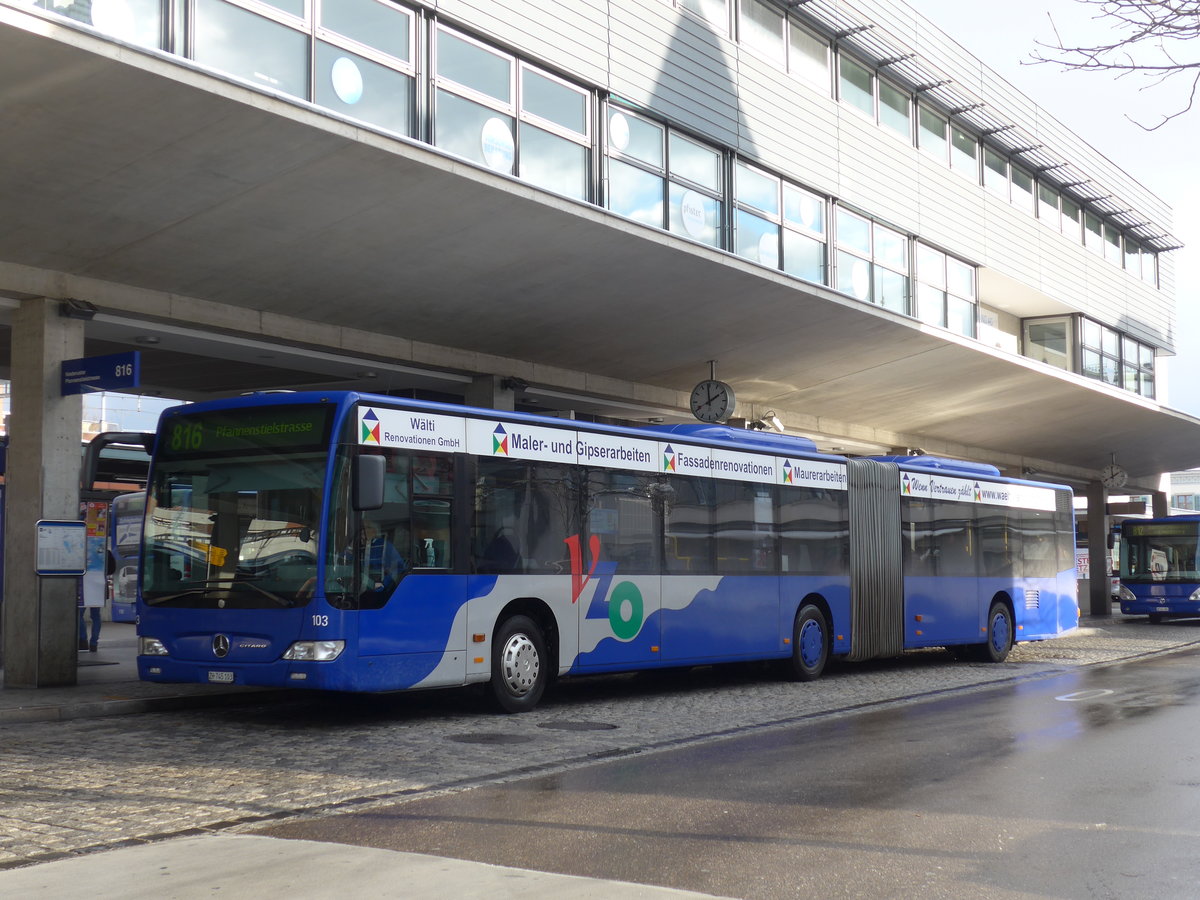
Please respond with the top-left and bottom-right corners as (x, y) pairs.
(255, 648), (1200, 899)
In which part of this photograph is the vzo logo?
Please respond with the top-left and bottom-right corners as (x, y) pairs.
(564, 534), (645, 640)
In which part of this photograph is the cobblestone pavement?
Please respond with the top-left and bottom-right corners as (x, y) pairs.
(2, 617), (1198, 871)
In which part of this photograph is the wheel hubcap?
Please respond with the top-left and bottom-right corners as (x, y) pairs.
(799, 618), (824, 668)
(501, 633), (539, 695)
(991, 613), (1011, 651)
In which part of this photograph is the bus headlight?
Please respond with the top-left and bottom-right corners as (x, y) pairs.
(282, 640), (345, 661)
(1190, 588), (1200, 604)
(1117, 584), (1138, 603)
(139, 636), (169, 656)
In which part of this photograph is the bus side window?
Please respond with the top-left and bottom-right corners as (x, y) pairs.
(412, 454), (454, 568)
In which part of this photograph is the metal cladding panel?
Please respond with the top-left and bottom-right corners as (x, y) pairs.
(847, 458), (904, 661)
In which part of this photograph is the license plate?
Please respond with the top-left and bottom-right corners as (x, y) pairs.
(1156, 606), (1171, 612)
(207, 671), (235, 684)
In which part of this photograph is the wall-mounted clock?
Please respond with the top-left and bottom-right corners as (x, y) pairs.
(690, 379), (736, 423)
(1100, 463), (1128, 490)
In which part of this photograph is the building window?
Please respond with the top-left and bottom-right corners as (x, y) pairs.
(835, 208), (908, 313)
(788, 21), (829, 89)
(193, 0), (309, 99)
(435, 28), (516, 173)
(1081, 319), (1121, 388)
(917, 106), (948, 162)
(739, 0), (785, 66)
(1010, 165), (1035, 214)
(735, 162), (782, 268)
(1141, 246), (1158, 287)
(1027, 316), (1155, 399)
(1124, 238), (1144, 279)
(733, 163), (827, 283)
(1037, 183), (1060, 227)
(519, 66), (591, 199)
(319, 0), (411, 63)
(680, 0), (729, 32)
(983, 148), (1008, 198)
(1122, 336), (1156, 397)
(434, 29), (591, 199)
(607, 108), (722, 247)
(1024, 317), (1073, 372)
(1103, 224), (1123, 265)
(782, 182), (827, 284)
(183, 0), (420, 135)
(877, 80), (910, 139)
(838, 55), (875, 117)
(1061, 196), (1082, 241)
(950, 126), (977, 177)
(33, 0), (166, 48)
(1084, 211), (1104, 254)
(915, 243), (976, 337)
(314, 0), (415, 137)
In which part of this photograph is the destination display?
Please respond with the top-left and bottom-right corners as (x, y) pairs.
(1124, 521), (1200, 538)
(159, 405), (333, 458)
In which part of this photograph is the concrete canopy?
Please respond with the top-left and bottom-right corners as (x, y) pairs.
(2, 11), (1199, 487)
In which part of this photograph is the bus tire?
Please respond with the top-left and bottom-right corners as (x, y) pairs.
(785, 603), (829, 682)
(489, 615), (548, 713)
(975, 600), (1014, 663)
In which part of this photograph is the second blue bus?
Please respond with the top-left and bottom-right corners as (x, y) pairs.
(1117, 516), (1200, 621)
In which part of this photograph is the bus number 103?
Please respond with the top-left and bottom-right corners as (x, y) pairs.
(169, 423), (204, 451)
(312, 615), (329, 627)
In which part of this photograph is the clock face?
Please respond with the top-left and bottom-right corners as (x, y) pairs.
(690, 379), (736, 423)
(1101, 464), (1128, 489)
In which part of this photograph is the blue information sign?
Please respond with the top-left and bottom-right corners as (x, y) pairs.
(61, 351), (140, 396)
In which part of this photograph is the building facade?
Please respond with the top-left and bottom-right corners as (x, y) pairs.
(15, 0), (1175, 398)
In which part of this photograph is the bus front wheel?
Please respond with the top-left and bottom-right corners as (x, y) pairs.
(975, 601), (1014, 663)
(785, 604), (829, 682)
(490, 615), (548, 713)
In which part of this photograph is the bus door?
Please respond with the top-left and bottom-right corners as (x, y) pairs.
(574, 470), (662, 669)
(349, 451), (466, 668)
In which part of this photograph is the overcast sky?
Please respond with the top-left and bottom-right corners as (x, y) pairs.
(906, 0), (1200, 417)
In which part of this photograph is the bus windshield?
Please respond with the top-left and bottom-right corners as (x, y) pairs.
(1120, 521), (1200, 584)
(141, 404), (332, 609)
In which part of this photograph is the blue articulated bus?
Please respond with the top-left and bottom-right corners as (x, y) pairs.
(136, 391), (1078, 711)
(1117, 516), (1200, 621)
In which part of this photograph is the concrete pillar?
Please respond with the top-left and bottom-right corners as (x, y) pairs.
(2, 298), (84, 687)
(1152, 490), (1169, 518)
(1085, 480), (1110, 617)
(465, 375), (517, 412)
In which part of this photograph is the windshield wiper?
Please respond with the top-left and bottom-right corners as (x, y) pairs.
(146, 577), (291, 607)
(230, 578), (291, 608)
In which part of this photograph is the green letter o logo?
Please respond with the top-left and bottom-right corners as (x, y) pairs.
(608, 581), (644, 640)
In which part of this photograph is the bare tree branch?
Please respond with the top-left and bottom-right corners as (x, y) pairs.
(1029, 0), (1200, 127)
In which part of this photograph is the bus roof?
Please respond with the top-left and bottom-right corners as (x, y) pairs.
(869, 455), (1002, 477)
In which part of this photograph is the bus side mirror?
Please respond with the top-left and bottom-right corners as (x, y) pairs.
(353, 455), (385, 511)
(1108, 531), (1116, 550)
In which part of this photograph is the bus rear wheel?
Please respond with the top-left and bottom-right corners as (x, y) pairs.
(785, 603), (829, 682)
(974, 601), (1014, 663)
(489, 615), (548, 713)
